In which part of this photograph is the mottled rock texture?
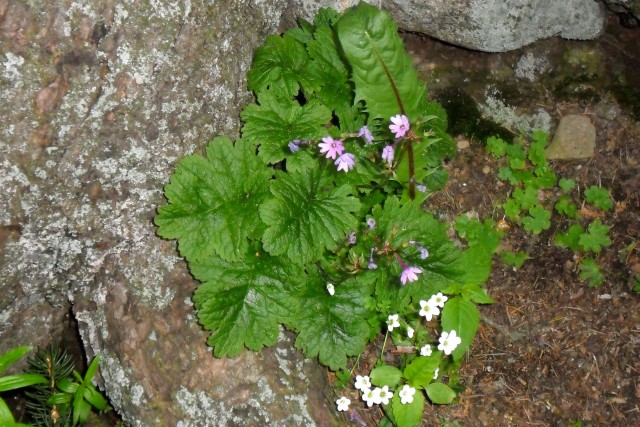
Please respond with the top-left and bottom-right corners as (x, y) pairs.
(0, 0), (339, 425)
(305, 0), (605, 52)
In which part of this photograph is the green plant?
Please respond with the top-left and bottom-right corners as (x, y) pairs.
(486, 132), (613, 287)
(26, 348), (110, 427)
(155, 3), (494, 425)
(0, 346), (110, 427)
(0, 346), (48, 427)
(47, 355), (110, 426)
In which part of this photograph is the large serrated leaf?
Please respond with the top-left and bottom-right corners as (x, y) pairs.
(260, 165), (361, 264)
(191, 251), (303, 357)
(289, 274), (372, 370)
(336, 2), (426, 121)
(306, 26), (352, 109)
(155, 137), (272, 262)
(441, 297), (480, 361)
(247, 33), (314, 99)
(241, 92), (332, 165)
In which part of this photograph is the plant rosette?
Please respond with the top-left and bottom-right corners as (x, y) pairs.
(155, 4), (495, 426)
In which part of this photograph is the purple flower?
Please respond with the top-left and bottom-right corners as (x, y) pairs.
(335, 153), (355, 172)
(416, 184), (427, 193)
(381, 145), (394, 165)
(347, 231), (357, 245)
(358, 125), (374, 144)
(417, 245), (429, 259)
(318, 136), (345, 160)
(389, 114), (410, 138)
(366, 218), (376, 230)
(400, 266), (422, 285)
(288, 140), (301, 153)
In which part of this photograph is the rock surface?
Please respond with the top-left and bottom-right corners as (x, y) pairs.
(0, 0), (339, 425)
(304, 0), (606, 52)
(547, 115), (597, 160)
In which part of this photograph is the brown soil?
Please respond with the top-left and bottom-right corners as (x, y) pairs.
(337, 13), (640, 427)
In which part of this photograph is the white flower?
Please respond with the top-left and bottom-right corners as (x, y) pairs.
(433, 368), (439, 380)
(354, 375), (371, 392)
(387, 314), (400, 331)
(326, 283), (335, 296)
(362, 387), (380, 407)
(378, 386), (393, 405)
(336, 396), (350, 411)
(420, 344), (432, 357)
(438, 330), (462, 355)
(398, 385), (416, 404)
(428, 292), (448, 308)
(407, 326), (414, 339)
(419, 300), (440, 321)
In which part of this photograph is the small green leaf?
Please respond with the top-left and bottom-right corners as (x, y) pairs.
(425, 382), (456, 404)
(500, 251), (530, 269)
(56, 377), (78, 394)
(82, 385), (110, 411)
(528, 130), (548, 166)
(555, 195), (577, 218)
(370, 365), (402, 388)
(155, 137), (272, 263)
(260, 165), (361, 264)
(390, 390), (424, 427)
(486, 136), (508, 158)
(506, 143), (526, 170)
(512, 186), (538, 211)
(502, 198), (522, 220)
(441, 297), (480, 361)
(497, 166), (518, 185)
(461, 284), (495, 304)
(555, 224), (585, 251)
(558, 178), (576, 193)
(0, 346), (31, 374)
(578, 219), (612, 254)
(0, 373), (48, 392)
(0, 398), (16, 424)
(579, 258), (605, 287)
(584, 186), (613, 212)
(522, 204), (551, 234)
(533, 166), (557, 189)
(48, 392), (72, 405)
(403, 354), (440, 388)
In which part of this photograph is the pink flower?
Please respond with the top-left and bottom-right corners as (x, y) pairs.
(358, 126), (374, 144)
(335, 153), (355, 172)
(389, 114), (410, 138)
(400, 266), (422, 285)
(318, 136), (345, 159)
(381, 145), (394, 165)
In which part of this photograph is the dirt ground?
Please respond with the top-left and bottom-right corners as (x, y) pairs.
(337, 13), (640, 427)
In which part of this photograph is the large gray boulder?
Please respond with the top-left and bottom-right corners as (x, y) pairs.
(304, 0), (605, 52)
(0, 0), (339, 425)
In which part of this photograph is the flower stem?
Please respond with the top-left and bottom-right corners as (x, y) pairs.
(380, 330), (389, 361)
(394, 253), (408, 270)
